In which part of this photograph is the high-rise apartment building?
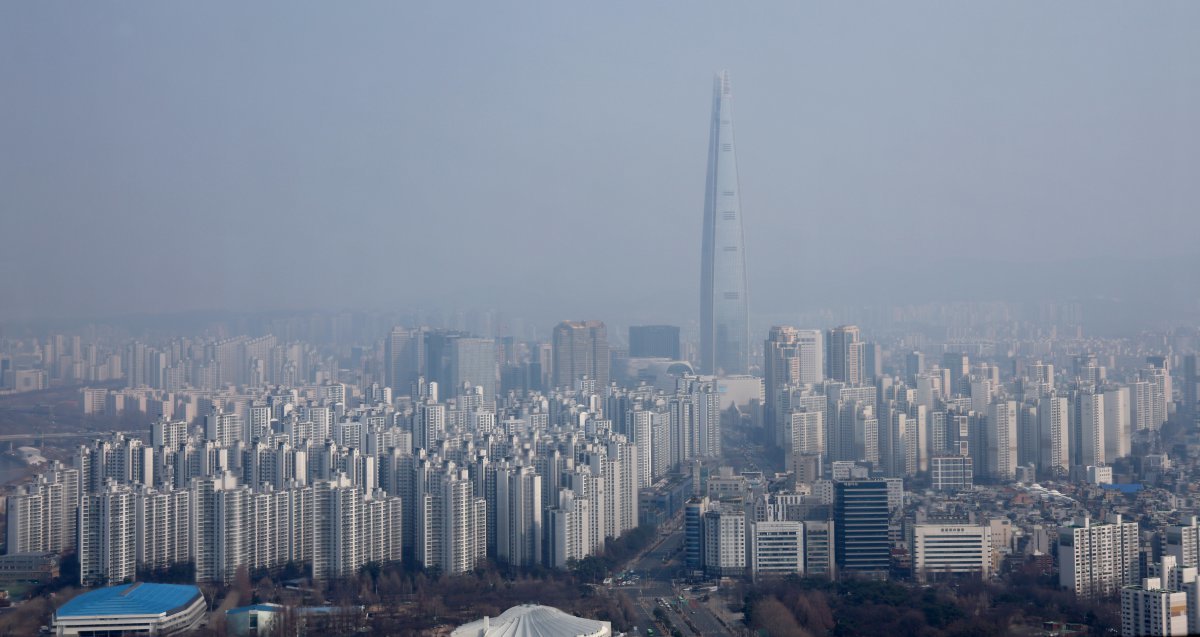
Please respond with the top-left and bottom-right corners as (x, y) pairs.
(1075, 391), (1106, 468)
(552, 321), (610, 390)
(1059, 515), (1139, 598)
(1038, 396), (1070, 477)
(5, 463), (79, 555)
(1165, 517), (1200, 568)
(1120, 577), (1189, 637)
(699, 71), (749, 376)
(1104, 387), (1131, 461)
(985, 400), (1018, 480)
(78, 483), (137, 587)
(495, 465), (542, 569)
(1184, 354), (1199, 421)
(764, 326), (822, 444)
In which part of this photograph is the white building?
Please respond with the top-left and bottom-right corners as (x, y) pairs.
(1104, 387), (1131, 461)
(911, 524), (991, 582)
(1077, 392), (1106, 468)
(749, 520), (804, 579)
(1121, 577), (1188, 637)
(1165, 517), (1200, 568)
(1059, 515), (1139, 598)
(1038, 396), (1070, 476)
(985, 400), (1017, 480)
(704, 504), (746, 577)
(496, 464), (542, 568)
(452, 604), (611, 637)
(5, 464), (79, 555)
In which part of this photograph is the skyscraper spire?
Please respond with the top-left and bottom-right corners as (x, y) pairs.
(700, 70), (749, 375)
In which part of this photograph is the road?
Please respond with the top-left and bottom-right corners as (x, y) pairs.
(618, 514), (736, 636)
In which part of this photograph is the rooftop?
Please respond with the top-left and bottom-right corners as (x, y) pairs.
(56, 583), (202, 618)
(451, 604), (610, 637)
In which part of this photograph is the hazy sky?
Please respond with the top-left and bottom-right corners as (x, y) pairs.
(3, 2), (1198, 324)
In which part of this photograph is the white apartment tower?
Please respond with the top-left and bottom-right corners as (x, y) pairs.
(1121, 577), (1189, 637)
(1059, 515), (1140, 598)
(986, 400), (1018, 480)
(496, 465), (542, 568)
(79, 483), (138, 587)
(1038, 396), (1070, 477)
(1104, 387), (1131, 461)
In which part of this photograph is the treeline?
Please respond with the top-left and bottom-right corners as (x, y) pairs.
(740, 566), (1119, 637)
(569, 523), (659, 582)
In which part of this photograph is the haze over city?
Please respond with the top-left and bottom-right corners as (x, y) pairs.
(3, 4), (1200, 637)
(4, 2), (1198, 325)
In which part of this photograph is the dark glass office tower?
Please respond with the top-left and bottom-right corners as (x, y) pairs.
(700, 71), (749, 376)
(628, 325), (681, 360)
(834, 480), (891, 576)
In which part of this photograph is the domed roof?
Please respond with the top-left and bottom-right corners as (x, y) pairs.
(451, 604), (611, 637)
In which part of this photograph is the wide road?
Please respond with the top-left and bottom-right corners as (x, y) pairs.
(619, 514), (736, 636)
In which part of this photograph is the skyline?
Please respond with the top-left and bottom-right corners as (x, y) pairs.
(3, 3), (1199, 324)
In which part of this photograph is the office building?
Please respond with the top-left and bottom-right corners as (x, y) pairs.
(685, 497), (709, 572)
(448, 337), (497, 402)
(827, 326), (864, 386)
(628, 325), (681, 360)
(384, 326), (419, 393)
(834, 480), (891, 577)
(552, 321), (610, 390)
(930, 456), (973, 492)
(911, 524), (991, 582)
(699, 71), (750, 376)
(749, 520), (805, 579)
(704, 504), (746, 577)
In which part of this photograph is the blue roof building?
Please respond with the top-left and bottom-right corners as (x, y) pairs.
(53, 582), (206, 636)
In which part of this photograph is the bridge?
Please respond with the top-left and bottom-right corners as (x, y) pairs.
(0, 430), (149, 445)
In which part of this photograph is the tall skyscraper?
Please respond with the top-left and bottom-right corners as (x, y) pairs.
(552, 321), (610, 390)
(448, 337), (497, 401)
(700, 71), (749, 376)
(827, 326), (864, 386)
(384, 326), (419, 394)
